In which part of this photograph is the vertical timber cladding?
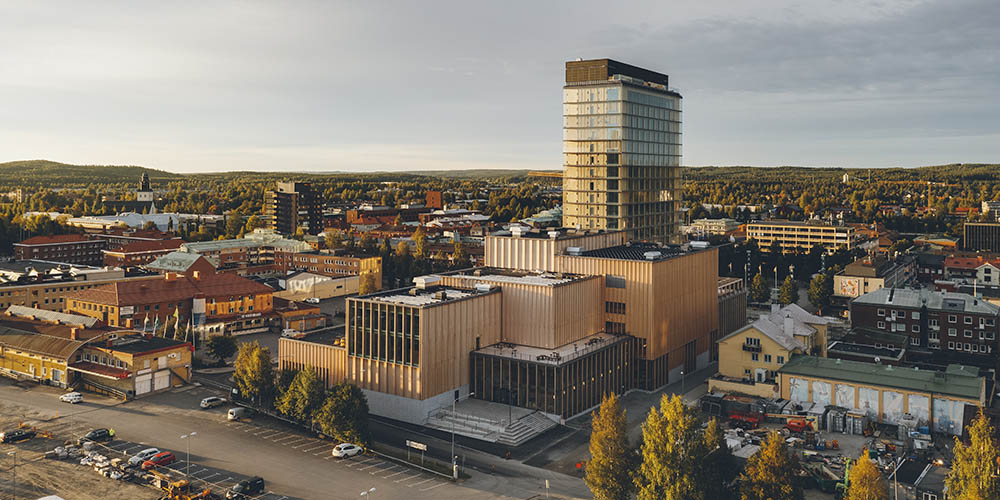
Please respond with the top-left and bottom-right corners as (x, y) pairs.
(470, 335), (636, 418)
(347, 290), (502, 400)
(277, 337), (347, 388)
(483, 231), (627, 272)
(555, 247), (719, 390)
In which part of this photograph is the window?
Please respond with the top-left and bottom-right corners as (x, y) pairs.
(744, 369), (751, 376)
(877, 308), (885, 317)
(965, 343), (972, 351)
(922, 492), (938, 500)
(964, 316), (973, 324)
(929, 330), (939, 340)
(948, 328), (957, 336)
(777, 356), (785, 364)
(964, 330), (973, 338)
(605, 275), (626, 289)
(949, 315), (957, 323)
(877, 321), (885, 329)
(745, 338), (761, 346)
(929, 318), (939, 327)
(911, 325), (920, 333)
(605, 302), (626, 314)
(911, 311), (920, 320)
(910, 337), (919, 346)
(948, 341), (955, 349)
(764, 354), (772, 363)
(751, 353), (759, 361)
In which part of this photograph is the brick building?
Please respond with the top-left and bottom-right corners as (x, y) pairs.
(102, 239), (185, 268)
(850, 288), (998, 356)
(14, 234), (106, 266)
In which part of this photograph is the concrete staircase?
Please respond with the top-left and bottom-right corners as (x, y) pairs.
(496, 412), (557, 447)
(425, 409), (505, 442)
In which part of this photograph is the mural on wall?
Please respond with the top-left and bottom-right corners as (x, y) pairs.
(812, 381), (831, 407)
(835, 384), (855, 410)
(789, 377), (808, 402)
(907, 394), (930, 427)
(858, 387), (879, 419)
(933, 397), (966, 436)
(883, 391), (904, 424)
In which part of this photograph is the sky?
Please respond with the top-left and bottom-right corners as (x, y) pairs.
(0, 0), (997, 173)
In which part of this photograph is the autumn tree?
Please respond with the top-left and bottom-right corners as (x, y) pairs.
(845, 452), (888, 500)
(205, 334), (237, 364)
(636, 394), (705, 500)
(412, 227), (427, 259)
(739, 431), (802, 500)
(748, 273), (770, 303)
(359, 273), (377, 295)
(276, 366), (325, 422)
(586, 393), (632, 500)
(946, 410), (1000, 500)
(314, 382), (372, 446)
(808, 272), (833, 314)
(324, 230), (344, 250)
(233, 341), (274, 407)
(778, 275), (797, 305)
(701, 417), (736, 500)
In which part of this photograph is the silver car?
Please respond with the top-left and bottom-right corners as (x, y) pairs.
(128, 447), (161, 466)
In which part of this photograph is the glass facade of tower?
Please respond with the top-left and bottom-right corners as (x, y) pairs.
(562, 65), (683, 243)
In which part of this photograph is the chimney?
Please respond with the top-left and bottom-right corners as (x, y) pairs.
(784, 315), (794, 338)
(70, 328), (79, 340)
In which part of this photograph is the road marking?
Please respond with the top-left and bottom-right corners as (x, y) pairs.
(255, 429), (281, 437)
(374, 464), (399, 475)
(421, 482), (446, 492)
(409, 477), (435, 487)
(383, 469), (407, 479)
(395, 473), (422, 483)
(302, 443), (328, 452)
(358, 461), (385, 471)
(290, 439), (316, 449)
(273, 434), (302, 444)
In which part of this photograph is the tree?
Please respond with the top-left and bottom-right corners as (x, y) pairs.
(412, 227), (427, 259)
(808, 272), (833, 314)
(244, 214), (264, 233)
(225, 213), (244, 238)
(142, 220), (157, 231)
(313, 382), (372, 446)
(359, 233), (376, 254)
(845, 452), (888, 500)
(778, 275), (797, 305)
(749, 273), (769, 303)
(739, 431), (802, 500)
(233, 341), (274, 407)
(324, 230), (344, 250)
(636, 394), (705, 500)
(275, 367), (300, 397)
(586, 393), (632, 500)
(452, 240), (467, 267)
(276, 366), (325, 422)
(360, 273), (377, 295)
(701, 418), (736, 500)
(946, 409), (1000, 500)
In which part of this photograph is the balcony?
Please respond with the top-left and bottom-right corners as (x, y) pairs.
(742, 344), (762, 353)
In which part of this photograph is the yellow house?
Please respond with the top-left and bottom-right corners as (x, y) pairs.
(710, 304), (832, 397)
(0, 328), (84, 388)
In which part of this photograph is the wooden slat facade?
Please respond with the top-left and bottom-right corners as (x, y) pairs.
(277, 337), (347, 388)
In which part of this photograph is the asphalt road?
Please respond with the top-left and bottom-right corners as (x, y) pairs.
(0, 380), (589, 500)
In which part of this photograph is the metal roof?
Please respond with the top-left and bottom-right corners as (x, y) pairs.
(854, 287), (1000, 315)
(4, 305), (99, 328)
(146, 252), (209, 273)
(779, 355), (983, 401)
(0, 327), (86, 359)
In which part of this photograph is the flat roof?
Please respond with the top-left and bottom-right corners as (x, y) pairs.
(474, 332), (627, 365)
(748, 220), (849, 229)
(489, 227), (622, 241)
(827, 341), (904, 360)
(854, 287), (1000, 315)
(362, 285), (495, 307)
(446, 268), (590, 287)
(578, 242), (689, 261)
(779, 355), (983, 401)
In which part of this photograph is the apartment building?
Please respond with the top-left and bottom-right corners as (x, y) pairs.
(102, 239), (184, 268)
(286, 251), (382, 288)
(747, 220), (863, 253)
(14, 234), (107, 265)
(833, 256), (909, 300)
(265, 181), (323, 235)
(0, 261), (159, 312)
(850, 288), (999, 356)
(178, 229), (312, 277)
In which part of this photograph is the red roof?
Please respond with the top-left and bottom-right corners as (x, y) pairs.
(944, 256), (1000, 269)
(15, 234), (91, 246)
(68, 361), (130, 380)
(65, 273), (274, 307)
(108, 239), (184, 254)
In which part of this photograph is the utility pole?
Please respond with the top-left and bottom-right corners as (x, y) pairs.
(180, 432), (196, 478)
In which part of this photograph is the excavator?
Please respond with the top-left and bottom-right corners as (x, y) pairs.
(149, 470), (222, 500)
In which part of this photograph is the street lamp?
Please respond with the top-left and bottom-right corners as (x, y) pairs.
(451, 391), (475, 465)
(680, 370), (685, 402)
(360, 487), (376, 498)
(180, 432), (196, 478)
(8, 450), (16, 500)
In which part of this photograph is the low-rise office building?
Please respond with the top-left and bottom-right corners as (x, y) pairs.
(102, 239), (184, 268)
(834, 256), (908, 300)
(0, 261), (160, 312)
(963, 221), (1000, 252)
(14, 234), (107, 266)
(72, 333), (192, 398)
(779, 355), (985, 435)
(747, 220), (864, 254)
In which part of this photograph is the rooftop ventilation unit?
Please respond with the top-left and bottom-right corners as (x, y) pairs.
(548, 230), (560, 239)
(567, 247), (583, 256)
(644, 251), (661, 260)
(474, 283), (491, 293)
(690, 241), (710, 249)
(510, 225), (527, 237)
(413, 275), (441, 289)
(433, 291), (447, 300)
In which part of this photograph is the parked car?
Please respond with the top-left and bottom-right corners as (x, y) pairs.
(226, 476), (265, 499)
(59, 392), (83, 404)
(141, 451), (176, 470)
(227, 407), (254, 421)
(128, 447), (161, 466)
(0, 428), (36, 443)
(281, 328), (299, 338)
(200, 396), (226, 409)
(78, 428), (113, 444)
(305, 297), (321, 304)
(331, 443), (362, 458)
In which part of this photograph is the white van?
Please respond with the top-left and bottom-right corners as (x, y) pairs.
(227, 407), (253, 421)
(59, 392), (83, 404)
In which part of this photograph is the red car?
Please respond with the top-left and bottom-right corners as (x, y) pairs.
(141, 451), (176, 470)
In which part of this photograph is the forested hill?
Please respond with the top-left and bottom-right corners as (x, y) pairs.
(0, 160), (180, 187)
(682, 164), (1000, 183)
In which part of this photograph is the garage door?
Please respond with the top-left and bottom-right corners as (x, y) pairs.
(135, 374), (152, 395)
(153, 370), (171, 391)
